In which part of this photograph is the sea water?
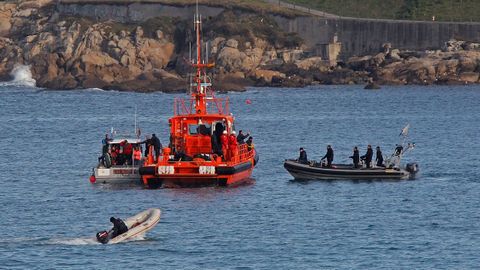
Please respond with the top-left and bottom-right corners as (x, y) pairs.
(0, 78), (479, 269)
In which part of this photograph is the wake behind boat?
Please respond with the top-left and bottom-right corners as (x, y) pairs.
(284, 125), (419, 181)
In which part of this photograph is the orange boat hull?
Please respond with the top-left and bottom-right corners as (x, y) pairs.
(142, 169), (253, 188)
(140, 150), (258, 188)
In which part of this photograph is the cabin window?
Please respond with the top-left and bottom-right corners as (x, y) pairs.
(189, 124), (211, 135)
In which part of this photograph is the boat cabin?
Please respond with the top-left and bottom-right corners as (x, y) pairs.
(101, 138), (143, 166)
(169, 115), (234, 158)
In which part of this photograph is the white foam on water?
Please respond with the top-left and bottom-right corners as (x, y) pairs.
(84, 87), (106, 92)
(0, 65), (37, 88)
(48, 234), (147, 245)
(50, 237), (100, 246)
(11, 65), (36, 87)
(122, 233), (146, 243)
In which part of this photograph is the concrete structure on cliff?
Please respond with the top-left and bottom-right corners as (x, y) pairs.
(53, 0), (480, 61)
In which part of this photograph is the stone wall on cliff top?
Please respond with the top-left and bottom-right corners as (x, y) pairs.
(274, 16), (480, 60)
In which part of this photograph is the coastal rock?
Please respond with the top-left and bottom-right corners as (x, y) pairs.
(225, 39), (239, 49)
(347, 55), (373, 70)
(215, 73), (251, 92)
(31, 53), (60, 86)
(260, 50), (279, 66)
(108, 70), (185, 92)
(253, 69), (286, 83)
(136, 39), (175, 69)
(14, 8), (34, 18)
(295, 57), (326, 70)
(281, 49), (303, 63)
(18, 0), (54, 9)
(0, 3), (16, 36)
(81, 51), (119, 70)
(216, 46), (246, 72)
(459, 72), (480, 83)
(210, 37), (226, 54)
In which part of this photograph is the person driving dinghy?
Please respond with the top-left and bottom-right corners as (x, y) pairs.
(110, 216), (129, 238)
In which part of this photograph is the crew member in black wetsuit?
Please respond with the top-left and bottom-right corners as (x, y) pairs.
(236, 130), (250, 144)
(395, 144), (403, 156)
(376, 146), (384, 167)
(141, 135), (152, 156)
(246, 137), (254, 151)
(298, 147), (308, 164)
(361, 145), (373, 168)
(349, 146), (360, 168)
(151, 134), (162, 160)
(110, 217), (128, 238)
(322, 145), (334, 167)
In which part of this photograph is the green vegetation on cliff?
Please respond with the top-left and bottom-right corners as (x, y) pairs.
(283, 0), (480, 22)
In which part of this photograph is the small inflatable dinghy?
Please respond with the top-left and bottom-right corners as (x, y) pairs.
(96, 208), (161, 244)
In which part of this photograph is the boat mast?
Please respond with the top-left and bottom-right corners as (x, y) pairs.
(192, 0), (207, 114)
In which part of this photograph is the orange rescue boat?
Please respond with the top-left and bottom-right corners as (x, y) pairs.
(139, 10), (258, 188)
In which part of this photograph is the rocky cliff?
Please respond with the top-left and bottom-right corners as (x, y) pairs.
(1, 0), (480, 91)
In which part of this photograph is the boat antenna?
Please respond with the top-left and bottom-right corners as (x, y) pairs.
(196, 0), (199, 20)
(134, 105), (138, 138)
(192, 0), (206, 114)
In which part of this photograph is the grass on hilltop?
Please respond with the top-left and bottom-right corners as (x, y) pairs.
(283, 0), (480, 22)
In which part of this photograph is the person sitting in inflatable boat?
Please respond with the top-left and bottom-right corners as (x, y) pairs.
(96, 217), (129, 244)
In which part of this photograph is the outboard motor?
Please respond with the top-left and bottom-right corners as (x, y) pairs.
(406, 163), (419, 174)
(96, 230), (110, 244)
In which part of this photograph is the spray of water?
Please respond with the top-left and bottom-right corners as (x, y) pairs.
(8, 65), (37, 87)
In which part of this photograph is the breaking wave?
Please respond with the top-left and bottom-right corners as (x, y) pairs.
(0, 65), (37, 87)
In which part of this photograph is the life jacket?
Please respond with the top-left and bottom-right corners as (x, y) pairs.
(228, 135), (237, 147)
(123, 143), (133, 155)
(110, 149), (118, 158)
(133, 150), (141, 160)
(220, 134), (229, 147)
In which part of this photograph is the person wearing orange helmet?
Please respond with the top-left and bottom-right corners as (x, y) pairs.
(229, 131), (238, 162)
(220, 130), (229, 161)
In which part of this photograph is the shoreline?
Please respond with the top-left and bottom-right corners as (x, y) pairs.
(1, 1), (480, 92)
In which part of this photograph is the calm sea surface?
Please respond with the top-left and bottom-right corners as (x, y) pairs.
(0, 81), (479, 269)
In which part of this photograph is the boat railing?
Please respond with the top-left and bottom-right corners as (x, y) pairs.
(174, 97), (230, 115)
(232, 144), (254, 163)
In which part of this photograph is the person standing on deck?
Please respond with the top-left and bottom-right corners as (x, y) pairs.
(236, 130), (250, 144)
(246, 136), (254, 151)
(298, 147), (308, 164)
(376, 146), (384, 167)
(229, 131), (238, 162)
(141, 135), (152, 157)
(349, 146), (360, 168)
(121, 140), (133, 165)
(361, 145), (373, 168)
(133, 146), (142, 165)
(321, 145), (334, 167)
(151, 134), (162, 160)
(102, 134), (112, 154)
(220, 130), (229, 161)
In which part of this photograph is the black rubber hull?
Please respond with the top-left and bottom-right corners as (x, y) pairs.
(284, 160), (411, 180)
